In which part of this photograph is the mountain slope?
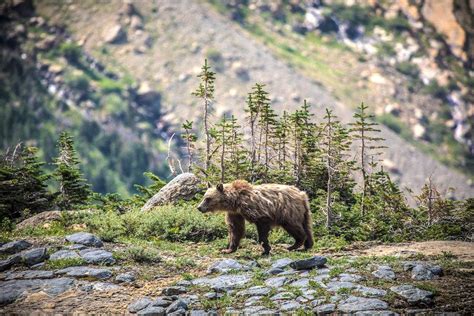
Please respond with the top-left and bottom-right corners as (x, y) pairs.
(35, 0), (474, 199)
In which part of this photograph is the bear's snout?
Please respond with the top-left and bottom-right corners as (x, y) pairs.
(197, 205), (205, 213)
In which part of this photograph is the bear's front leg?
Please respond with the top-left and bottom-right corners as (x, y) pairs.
(223, 213), (245, 254)
(256, 221), (272, 255)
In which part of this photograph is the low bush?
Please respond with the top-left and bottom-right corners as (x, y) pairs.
(115, 245), (161, 263)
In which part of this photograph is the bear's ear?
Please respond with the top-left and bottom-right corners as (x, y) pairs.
(216, 183), (224, 193)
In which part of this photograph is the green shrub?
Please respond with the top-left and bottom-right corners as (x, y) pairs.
(115, 245), (161, 263)
(65, 74), (90, 92)
(59, 42), (82, 64)
(395, 61), (420, 78)
(44, 257), (86, 269)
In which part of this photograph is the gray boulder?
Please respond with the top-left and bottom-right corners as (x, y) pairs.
(355, 311), (399, 316)
(314, 303), (336, 314)
(0, 240), (31, 255)
(56, 266), (112, 280)
(326, 281), (357, 292)
(49, 250), (80, 261)
(79, 248), (115, 265)
(162, 286), (187, 295)
(280, 301), (301, 311)
(5, 270), (54, 280)
(21, 247), (49, 266)
(265, 276), (287, 288)
(237, 286), (271, 297)
(207, 259), (248, 274)
(0, 255), (21, 272)
(290, 256), (327, 270)
(372, 265), (396, 280)
(141, 173), (203, 211)
(338, 296), (388, 312)
(390, 284), (434, 305)
(129, 297), (153, 313)
(152, 297), (172, 307)
(138, 306), (166, 316)
(115, 272), (136, 283)
(66, 232), (103, 247)
(166, 299), (188, 314)
(191, 274), (251, 291)
(356, 285), (387, 297)
(271, 258), (293, 269)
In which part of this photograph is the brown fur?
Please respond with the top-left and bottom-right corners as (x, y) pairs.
(197, 180), (314, 255)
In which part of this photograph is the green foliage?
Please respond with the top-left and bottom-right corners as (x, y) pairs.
(115, 245), (161, 263)
(54, 132), (91, 210)
(0, 145), (53, 222)
(395, 61), (420, 78)
(44, 257), (86, 269)
(59, 42), (82, 65)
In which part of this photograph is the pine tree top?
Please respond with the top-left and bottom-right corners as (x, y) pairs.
(192, 59), (216, 100)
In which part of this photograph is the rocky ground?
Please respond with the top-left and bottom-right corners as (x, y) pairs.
(1, 232), (473, 314)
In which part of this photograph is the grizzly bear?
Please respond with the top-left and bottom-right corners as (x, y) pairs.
(197, 180), (314, 255)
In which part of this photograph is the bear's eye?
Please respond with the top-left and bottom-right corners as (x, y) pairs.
(204, 198), (210, 203)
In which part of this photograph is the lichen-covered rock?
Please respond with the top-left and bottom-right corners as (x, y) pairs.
(237, 286), (271, 297)
(207, 259), (249, 274)
(141, 173), (203, 211)
(162, 286), (187, 296)
(4, 270), (54, 280)
(49, 250), (80, 261)
(191, 274), (251, 291)
(390, 284), (434, 305)
(372, 265), (396, 280)
(79, 248), (115, 265)
(338, 296), (388, 312)
(314, 303), (336, 314)
(115, 272), (136, 283)
(265, 276), (287, 288)
(137, 306), (166, 316)
(166, 299), (188, 314)
(56, 266), (112, 280)
(66, 232), (103, 247)
(271, 258), (293, 270)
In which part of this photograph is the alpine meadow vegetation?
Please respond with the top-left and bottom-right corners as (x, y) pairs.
(1, 60), (472, 247)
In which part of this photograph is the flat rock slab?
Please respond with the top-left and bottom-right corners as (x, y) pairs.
(49, 249), (81, 261)
(372, 265), (396, 280)
(0, 240), (31, 255)
(129, 297), (153, 313)
(138, 306), (166, 316)
(390, 284), (434, 305)
(314, 303), (336, 313)
(237, 286), (271, 297)
(354, 311), (399, 316)
(191, 274), (251, 291)
(115, 272), (136, 283)
(271, 258), (293, 269)
(326, 281), (357, 292)
(66, 232), (103, 247)
(4, 270), (54, 280)
(0, 255), (21, 272)
(338, 296), (388, 312)
(56, 266), (112, 280)
(21, 247), (49, 266)
(290, 256), (327, 270)
(356, 285), (387, 297)
(207, 259), (250, 274)
(265, 276), (287, 288)
(79, 248), (115, 265)
(0, 277), (74, 306)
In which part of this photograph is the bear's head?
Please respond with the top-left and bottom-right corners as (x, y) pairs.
(197, 183), (229, 213)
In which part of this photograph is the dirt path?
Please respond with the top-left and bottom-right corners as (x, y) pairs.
(348, 240), (474, 261)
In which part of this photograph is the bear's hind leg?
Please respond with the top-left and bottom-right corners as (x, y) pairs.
(256, 221), (272, 255)
(282, 222), (306, 251)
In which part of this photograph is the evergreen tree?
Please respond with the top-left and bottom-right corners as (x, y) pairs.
(251, 83), (273, 181)
(181, 120), (197, 172)
(54, 132), (91, 210)
(0, 145), (52, 221)
(226, 115), (249, 180)
(349, 102), (386, 216)
(319, 109), (354, 228)
(245, 92), (259, 180)
(192, 59), (216, 173)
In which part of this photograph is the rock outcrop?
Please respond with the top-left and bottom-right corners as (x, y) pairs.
(141, 173), (203, 211)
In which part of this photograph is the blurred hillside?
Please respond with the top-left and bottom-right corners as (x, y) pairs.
(1, 0), (473, 198)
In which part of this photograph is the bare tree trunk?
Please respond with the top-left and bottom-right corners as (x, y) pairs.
(220, 119), (226, 184)
(326, 117), (333, 228)
(204, 80), (210, 172)
(361, 128), (366, 217)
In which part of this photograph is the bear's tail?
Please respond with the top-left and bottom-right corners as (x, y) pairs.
(302, 197), (314, 249)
